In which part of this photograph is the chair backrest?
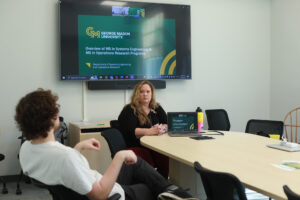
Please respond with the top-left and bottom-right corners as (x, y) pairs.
(205, 109), (231, 131)
(54, 116), (68, 144)
(245, 119), (284, 139)
(284, 107), (300, 143)
(30, 177), (90, 200)
(110, 120), (120, 130)
(30, 177), (121, 200)
(101, 129), (153, 199)
(283, 185), (300, 200)
(101, 128), (128, 158)
(101, 128), (155, 167)
(194, 162), (247, 200)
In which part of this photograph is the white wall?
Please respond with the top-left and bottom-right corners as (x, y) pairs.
(271, 0), (300, 121)
(0, 0), (271, 176)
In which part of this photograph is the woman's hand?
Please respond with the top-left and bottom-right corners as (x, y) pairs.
(135, 124), (167, 137)
(147, 126), (160, 136)
(154, 124), (168, 135)
(74, 138), (101, 152)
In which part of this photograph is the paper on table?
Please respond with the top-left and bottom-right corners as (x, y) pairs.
(282, 160), (300, 169)
(271, 160), (300, 171)
(271, 164), (295, 171)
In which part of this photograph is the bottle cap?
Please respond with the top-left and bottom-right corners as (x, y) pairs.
(196, 107), (202, 112)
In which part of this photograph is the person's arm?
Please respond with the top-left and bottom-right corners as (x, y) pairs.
(135, 105), (168, 137)
(135, 126), (160, 138)
(74, 138), (100, 152)
(86, 150), (137, 200)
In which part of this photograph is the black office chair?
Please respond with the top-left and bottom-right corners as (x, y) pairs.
(101, 128), (155, 166)
(101, 128), (154, 200)
(54, 116), (68, 144)
(104, 128), (159, 171)
(194, 161), (247, 200)
(110, 120), (120, 130)
(245, 119), (284, 139)
(283, 185), (300, 200)
(101, 128), (128, 158)
(205, 109), (231, 131)
(16, 135), (28, 195)
(30, 177), (121, 200)
(245, 119), (283, 200)
(0, 153), (8, 194)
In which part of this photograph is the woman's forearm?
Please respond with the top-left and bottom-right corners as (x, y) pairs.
(135, 128), (149, 138)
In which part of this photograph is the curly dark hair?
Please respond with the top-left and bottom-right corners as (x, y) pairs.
(15, 89), (59, 140)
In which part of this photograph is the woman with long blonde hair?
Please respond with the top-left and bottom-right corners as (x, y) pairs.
(118, 80), (169, 177)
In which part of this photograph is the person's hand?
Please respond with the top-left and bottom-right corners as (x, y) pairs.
(81, 138), (101, 151)
(75, 138), (101, 152)
(162, 124), (168, 132)
(118, 150), (137, 165)
(148, 125), (160, 136)
(155, 124), (168, 135)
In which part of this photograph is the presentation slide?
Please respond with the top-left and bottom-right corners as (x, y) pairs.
(78, 15), (176, 77)
(171, 116), (195, 130)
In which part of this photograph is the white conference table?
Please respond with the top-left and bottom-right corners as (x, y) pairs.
(141, 131), (300, 200)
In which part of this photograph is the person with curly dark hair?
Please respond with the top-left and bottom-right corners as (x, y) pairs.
(15, 89), (193, 200)
(15, 89), (59, 140)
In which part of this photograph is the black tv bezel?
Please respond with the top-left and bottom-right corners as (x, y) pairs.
(59, 0), (191, 85)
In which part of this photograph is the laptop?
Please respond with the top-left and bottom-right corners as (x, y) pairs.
(167, 112), (200, 137)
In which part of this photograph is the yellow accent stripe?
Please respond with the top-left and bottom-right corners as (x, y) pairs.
(168, 60), (176, 75)
(86, 63), (91, 68)
(190, 123), (194, 130)
(160, 50), (176, 75)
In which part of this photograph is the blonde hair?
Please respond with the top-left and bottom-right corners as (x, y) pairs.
(129, 81), (159, 125)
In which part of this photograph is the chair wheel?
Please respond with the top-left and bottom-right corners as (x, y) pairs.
(16, 188), (22, 195)
(2, 187), (8, 194)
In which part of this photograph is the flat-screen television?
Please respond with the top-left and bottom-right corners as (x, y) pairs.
(59, 0), (191, 82)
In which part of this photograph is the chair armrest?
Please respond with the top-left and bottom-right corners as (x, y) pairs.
(107, 193), (121, 200)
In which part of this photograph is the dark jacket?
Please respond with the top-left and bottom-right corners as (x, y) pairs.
(118, 104), (167, 147)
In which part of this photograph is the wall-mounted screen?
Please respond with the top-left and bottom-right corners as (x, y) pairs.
(60, 0), (191, 81)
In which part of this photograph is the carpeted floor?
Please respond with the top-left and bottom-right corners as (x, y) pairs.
(0, 181), (51, 200)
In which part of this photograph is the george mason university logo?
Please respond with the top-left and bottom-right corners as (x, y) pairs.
(86, 27), (100, 38)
